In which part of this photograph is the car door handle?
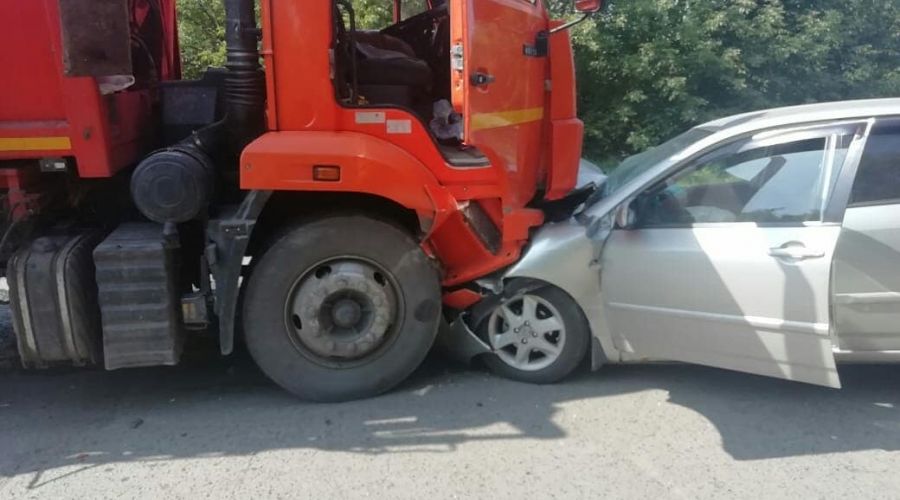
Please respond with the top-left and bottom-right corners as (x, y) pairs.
(768, 244), (825, 260)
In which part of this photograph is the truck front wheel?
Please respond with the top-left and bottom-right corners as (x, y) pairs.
(242, 215), (441, 401)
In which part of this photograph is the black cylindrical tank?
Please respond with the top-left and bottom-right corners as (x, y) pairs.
(130, 146), (214, 224)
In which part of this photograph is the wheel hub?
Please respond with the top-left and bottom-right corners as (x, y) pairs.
(331, 298), (362, 328)
(487, 294), (566, 372)
(287, 259), (397, 361)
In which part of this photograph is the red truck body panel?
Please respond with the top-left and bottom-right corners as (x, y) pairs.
(0, 0), (179, 178)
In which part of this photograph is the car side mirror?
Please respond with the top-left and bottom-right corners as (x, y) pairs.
(614, 203), (637, 230)
(574, 0), (604, 13)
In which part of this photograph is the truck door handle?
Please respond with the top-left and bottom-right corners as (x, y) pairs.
(470, 72), (496, 87)
(768, 243), (825, 260)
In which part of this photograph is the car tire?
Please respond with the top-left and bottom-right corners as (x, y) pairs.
(242, 215), (441, 402)
(480, 286), (590, 384)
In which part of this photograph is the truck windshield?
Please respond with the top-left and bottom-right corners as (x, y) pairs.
(602, 127), (716, 196)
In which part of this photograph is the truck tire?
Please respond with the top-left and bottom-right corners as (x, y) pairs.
(242, 215), (441, 401)
(480, 287), (589, 384)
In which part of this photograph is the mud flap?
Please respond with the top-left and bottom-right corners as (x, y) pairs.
(206, 190), (272, 355)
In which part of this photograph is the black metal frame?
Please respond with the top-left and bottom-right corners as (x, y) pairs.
(206, 190), (272, 355)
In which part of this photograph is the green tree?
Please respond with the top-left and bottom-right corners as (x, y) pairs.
(352, 0), (393, 29)
(177, 0), (227, 79)
(571, 0), (900, 163)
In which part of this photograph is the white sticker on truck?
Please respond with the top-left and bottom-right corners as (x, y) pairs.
(355, 111), (386, 124)
(386, 119), (412, 134)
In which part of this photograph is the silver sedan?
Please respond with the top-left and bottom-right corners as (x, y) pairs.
(448, 98), (900, 389)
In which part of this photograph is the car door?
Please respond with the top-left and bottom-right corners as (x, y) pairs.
(832, 117), (900, 351)
(601, 122), (870, 387)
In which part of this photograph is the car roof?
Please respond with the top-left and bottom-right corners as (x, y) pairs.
(700, 98), (900, 132)
(584, 98), (900, 220)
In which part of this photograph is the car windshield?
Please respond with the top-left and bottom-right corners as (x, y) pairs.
(602, 127), (716, 196)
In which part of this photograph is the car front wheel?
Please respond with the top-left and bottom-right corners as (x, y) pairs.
(480, 286), (590, 384)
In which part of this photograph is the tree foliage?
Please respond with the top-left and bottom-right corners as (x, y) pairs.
(176, 0), (900, 163)
(572, 0), (900, 162)
(177, 0), (227, 80)
(352, 0), (394, 28)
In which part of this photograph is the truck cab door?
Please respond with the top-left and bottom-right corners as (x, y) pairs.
(601, 122), (871, 387)
(448, 0), (548, 204)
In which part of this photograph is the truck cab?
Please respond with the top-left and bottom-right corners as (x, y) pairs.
(243, 0), (586, 289)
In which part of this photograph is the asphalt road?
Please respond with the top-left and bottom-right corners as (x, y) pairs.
(2, 320), (900, 498)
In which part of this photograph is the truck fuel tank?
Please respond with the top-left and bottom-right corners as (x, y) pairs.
(8, 231), (104, 368)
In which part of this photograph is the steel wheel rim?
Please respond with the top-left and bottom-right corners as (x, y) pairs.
(285, 257), (400, 365)
(487, 294), (566, 371)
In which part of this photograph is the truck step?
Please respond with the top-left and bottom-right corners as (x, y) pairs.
(94, 223), (183, 370)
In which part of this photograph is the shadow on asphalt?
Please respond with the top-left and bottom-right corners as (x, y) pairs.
(2, 341), (900, 484)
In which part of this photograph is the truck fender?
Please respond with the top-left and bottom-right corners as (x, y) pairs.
(239, 131), (456, 235)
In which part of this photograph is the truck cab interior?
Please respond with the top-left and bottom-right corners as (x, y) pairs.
(333, 1), (472, 154)
(334, 0), (449, 111)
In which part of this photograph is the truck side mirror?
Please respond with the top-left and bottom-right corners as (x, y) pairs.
(614, 203), (637, 230)
(551, 0), (603, 34)
(574, 0), (604, 13)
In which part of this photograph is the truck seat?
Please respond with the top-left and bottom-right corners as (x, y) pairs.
(354, 31), (417, 57)
(347, 31), (433, 110)
(355, 39), (433, 88)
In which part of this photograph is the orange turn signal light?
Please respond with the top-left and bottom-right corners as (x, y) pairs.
(313, 165), (341, 182)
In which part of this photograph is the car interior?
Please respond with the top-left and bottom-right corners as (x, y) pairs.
(636, 136), (850, 226)
(333, 0), (489, 167)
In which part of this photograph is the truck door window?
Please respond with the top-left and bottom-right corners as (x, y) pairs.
(637, 132), (854, 227)
(350, 1), (432, 28)
(849, 119), (900, 207)
(400, 0), (431, 20)
(351, 1), (393, 29)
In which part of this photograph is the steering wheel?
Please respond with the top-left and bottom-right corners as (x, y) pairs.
(642, 185), (694, 224)
(383, 4), (447, 36)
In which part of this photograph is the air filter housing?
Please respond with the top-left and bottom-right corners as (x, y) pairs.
(130, 145), (214, 224)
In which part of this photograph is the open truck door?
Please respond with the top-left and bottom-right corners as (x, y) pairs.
(600, 122), (872, 388)
(448, 0), (548, 203)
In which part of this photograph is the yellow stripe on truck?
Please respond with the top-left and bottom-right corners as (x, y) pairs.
(471, 107), (544, 132)
(0, 137), (72, 152)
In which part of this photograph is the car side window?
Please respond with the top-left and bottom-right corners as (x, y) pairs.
(849, 119), (900, 207)
(637, 131), (853, 227)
